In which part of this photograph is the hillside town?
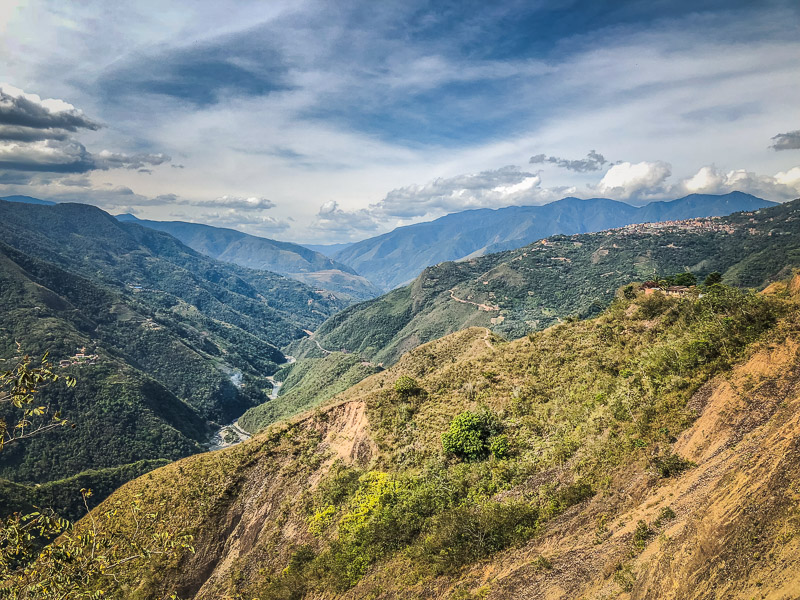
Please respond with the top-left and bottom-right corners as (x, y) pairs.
(606, 216), (739, 236)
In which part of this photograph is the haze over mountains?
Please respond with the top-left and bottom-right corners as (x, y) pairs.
(332, 192), (775, 289)
(5, 192), (775, 297)
(115, 215), (382, 302)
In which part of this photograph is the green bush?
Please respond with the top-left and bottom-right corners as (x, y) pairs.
(672, 272), (697, 286)
(632, 519), (653, 552)
(418, 500), (540, 573)
(652, 453), (694, 477)
(441, 409), (503, 460)
(489, 434), (510, 459)
(394, 375), (420, 397)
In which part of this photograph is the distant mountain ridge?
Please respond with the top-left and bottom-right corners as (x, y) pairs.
(292, 196), (797, 366)
(116, 214), (381, 302)
(333, 192), (775, 289)
(301, 242), (354, 257)
(0, 195), (56, 206)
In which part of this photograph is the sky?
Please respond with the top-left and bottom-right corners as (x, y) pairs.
(1, 0), (799, 243)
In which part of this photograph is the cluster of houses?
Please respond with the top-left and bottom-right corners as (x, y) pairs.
(641, 282), (694, 297)
(607, 217), (738, 236)
(59, 347), (99, 368)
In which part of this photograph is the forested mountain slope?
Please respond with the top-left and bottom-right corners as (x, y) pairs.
(293, 197), (800, 365)
(0, 199), (345, 504)
(39, 276), (800, 599)
(333, 191), (773, 289)
(116, 215), (382, 301)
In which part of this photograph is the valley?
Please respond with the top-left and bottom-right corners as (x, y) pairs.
(21, 269), (800, 599)
(2, 4), (799, 597)
(3, 193), (800, 598)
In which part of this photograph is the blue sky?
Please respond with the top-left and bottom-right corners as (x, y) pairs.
(1, 0), (799, 242)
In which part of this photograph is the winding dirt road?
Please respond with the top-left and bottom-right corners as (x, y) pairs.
(449, 289), (500, 312)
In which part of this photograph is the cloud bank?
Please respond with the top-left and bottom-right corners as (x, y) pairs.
(0, 84), (170, 179)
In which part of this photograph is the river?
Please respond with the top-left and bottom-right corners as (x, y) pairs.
(208, 355), (295, 451)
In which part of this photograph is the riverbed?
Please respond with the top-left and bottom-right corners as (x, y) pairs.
(208, 355), (295, 451)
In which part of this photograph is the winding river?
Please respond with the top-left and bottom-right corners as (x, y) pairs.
(208, 355), (295, 451)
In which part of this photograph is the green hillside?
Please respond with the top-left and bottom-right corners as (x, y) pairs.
(238, 353), (382, 433)
(25, 275), (800, 599)
(333, 192), (773, 289)
(0, 199), (345, 496)
(293, 198), (800, 365)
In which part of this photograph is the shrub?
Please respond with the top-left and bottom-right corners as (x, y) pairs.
(394, 375), (420, 397)
(442, 411), (487, 460)
(419, 500), (540, 573)
(489, 434), (510, 459)
(632, 519), (653, 552)
(636, 292), (673, 319)
(652, 453), (693, 477)
(653, 506), (676, 528)
(672, 272), (697, 286)
(441, 408), (504, 460)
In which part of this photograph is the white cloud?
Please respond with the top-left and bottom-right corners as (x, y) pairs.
(0, 139), (90, 169)
(371, 166), (563, 219)
(775, 167), (800, 186)
(168, 208), (290, 233)
(311, 200), (380, 236)
(94, 149), (171, 170)
(205, 195), (276, 210)
(682, 165), (724, 193)
(0, 82), (86, 118)
(594, 161), (672, 200)
(677, 164), (800, 199)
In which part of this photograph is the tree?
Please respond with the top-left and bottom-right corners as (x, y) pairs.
(441, 408), (506, 460)
(0, 353), (75, 450)
(704, 272), (723, 286)
(672, 272), (697, 287)
(0, 489), (193, 599)
(0, 353), (193, 599)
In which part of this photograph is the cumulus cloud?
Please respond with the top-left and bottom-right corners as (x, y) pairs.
(529, 150), (608, 172)
(0, 84), (100, 132)
(679, 164), (800, 199)
(0, 84), (170, 179)
(371, 166), (564, 219)
(594, 161), (672, 200)
(93, 150), (171, 170)
(770, 130), (800, 151)
(311, 200), (380, 235)
(0, 139), (93, 172)
(173, 209), (290, 233)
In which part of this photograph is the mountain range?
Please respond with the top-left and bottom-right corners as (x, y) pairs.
(331, 191), (775, 289)
(291, 196), (798, 366)
(115, 215), (382, 302)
